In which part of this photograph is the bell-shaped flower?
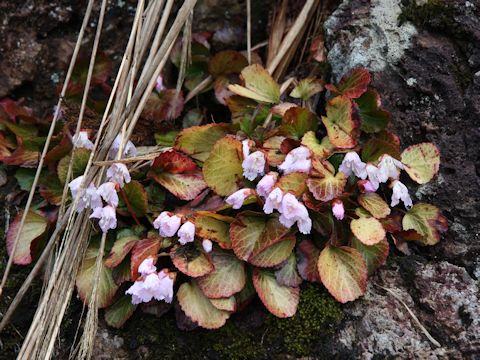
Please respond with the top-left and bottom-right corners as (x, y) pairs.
(278, 193), (312, 234)
(377, 154), (404, 182)
(263, 187), (283, 214)
(126, 264), (174, 305)
(256, 172), (278, 198)
(242, 151), (266, 181)
(72, 131), (94, 150)
(153, 211), (182, 237)
(90, 205), (117, 233)
(332, 199), (345, 220)
(69, 176), (102, 212)
(155, 75), (165, 92)
(97, 182), (119, 207)
(358, 179), (377, 193)
(138, 256), (157, 276)
(366, 164), (382, 191)
(177, 221), (195, 245)
(391, 180), (413, 208)
(296, 216), (312, 235)
(68, 175), (84, 199)
(109, 134), (137, 159)
(278, 146), (311, 175)
(339, 152), (367, 179)
(226, 188), (253, 209)
(202, 239), (213, 253)
(106, 163), (131, 188)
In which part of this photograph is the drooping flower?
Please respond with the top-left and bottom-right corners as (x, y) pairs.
(138, 256), (157, 276)
(339, 152), (367, 179)
(391, 180), (413, 208)
(226, 188), (253, 209)
(72, 131), (94, 150)
(377, 154), (404, 182)
(278, 193), (312, 234)
(177, 221), (195, 245)
(106, 163), (131, 188)
(109, 134), (137, 159)
(242, 139), (251, 158)
(242, 150), (266, 181)
(202, 239), (213, 253)
(263, 187), (284, 214)
(256, 172), (278, 198)
(97, 182), (119, 207)
(90, 205), (117, 233)
(366, 164), (382, 191)
(278, 146), (311, 175)
(68, 175), (84, 199)
(358, 180), (377, 193)
(332, 199), (345, 220)
(68, 176), (102, 212)
(155, 75), (166, 92)
(153, 211), (182, 237)
(296, 216), (312, 235)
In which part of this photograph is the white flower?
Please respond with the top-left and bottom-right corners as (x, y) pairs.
(256, 172), (278, 198)
(106, 163), (131, 188)
(153, 211), (182, 237)
(177, 221), (195, 245)
(202, 239), (213, 253)
(138, 257), (157, 276)
(109, 134), (137, 159)
(339, 152), (367, 179)
(278, 146), (311, 175)
(278, 193), (312, 234)
(90, 205), (117, 233)
(358, 180), (377, 193)
(97, 182), (119, 207)
(332, 199), (345, 220)
(126, 269), (174, 305)
(242, 139), (251, 158)
(377, 154), (404, 182)
(242, 151), (266, 181)
(296, 216), (312, 235)
(366, 164), (382, 191)
(68, 176), (102, 212)
(68, 175), (84, 199)
(155, 75), (165, 92)
(72, 131), (94, 150)
(226, 188), (252, 209)
(263, 187), (283, 214)
(391, 180), (413, 208)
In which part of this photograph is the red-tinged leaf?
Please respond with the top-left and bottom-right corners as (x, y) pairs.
(380, 212), (403, 233)
(290, 78), (324, 101)
(142, 89), (184, 122)
(39, 174), (63, 205)
(362, 132), (401, 163)
(301, 131), (334, 159)
(105, 295), (137, 328)
(170, 243), (214, 277)
(307, 159), (347, 202)
(271, 103), (297, 116)
(210, 297), (237, 312)
(358, 192), (391, 219)
(45, 130), (72, 164)
(322, 96), (358, 149)
(214, 76), (236, 105)
(317, 245), (367, 303)
(57, 148), (91, 183)
(105, 230), (139, 268)
(401, 143), (440, 184)
(174, 123), (229, 162)
(76, 241), (119, 309)
(151, 149), (198, 174)
(280, 107), (318, 140)
(253, 268), (299, 318)
(151, 171), (208, 201)
(0, 98), (35, 122)
(203, 136), (243, 196)
(248, 235), (296, 268)
(2, 147), (39, 167)
(118, 180), (148, 217)
(351, 237), (389, 275)
(197, 248), (245, 298)
(262, 136), (286, 166)
(112, 257), (131, 285)
(355, 90), (390, 133)
(130, 237), (162, 281)
(177, 281), (230, 329)
(276, 172), (308, 197)
(326, 68), (371, 99)
(402, 203), (448, 245)
(296, 239), (321, 282)
(235, 276), (256, 311)
(208, 50), (248, 77)
(275, 253), (302, 287)
(228, 64), (280, 103)
(195, 213), (233, 249)
(350, 217), (386, 245)
(6, 210), (48, 265)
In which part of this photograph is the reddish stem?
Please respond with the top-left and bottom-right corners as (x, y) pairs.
(120, 188), (140, 226)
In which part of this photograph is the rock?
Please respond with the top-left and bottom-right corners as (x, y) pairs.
(92, 328), (129, 360)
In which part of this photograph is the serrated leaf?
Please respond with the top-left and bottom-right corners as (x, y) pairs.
(105, 230), (139, 268)
(210, 297), (237, 312)
(152, 172), (207, 201)
(228, 64), (280, 103)
(174, 123), (229, 162)
(6, 210), (48, 265)
(280, 107), (318, 140)
(118, 180), (148, 217)
(57, 148), (91, 184)
(350, 217), (386, 245)
(326, 68), (371, 99)
(252, 268), (299, 318)
(197, 248), (245, 298)
(356, 90), (389, 133)
(248, 235), (296, 268)
(317, 245), (367, 303)
(208, 50), (248, 77)
(262, 136), (286, 166)
(195, 213), (232, 249)
(290, 78), (323, 101)
(401, 143), (440, 184)
(142, 89), (184, 122)
(307, 159), (347, 202)
(358, 193), (391, 219)
(275, 253), (302, 287)
(177, 281), (230, 329)
(301, 132), (334, 159)
(402, 203), (448, 245)
(203, 137), (243, 196)
(322, 96), (357, 149)
(130, 237), (162, 281)
(150, 149), (198, 174)
(105, 295), (137, 328)
(276, 172), (308, 197)
(170, 243), (214, 277)
(296, 239), (321, 282)
(351, 237), (389, 275)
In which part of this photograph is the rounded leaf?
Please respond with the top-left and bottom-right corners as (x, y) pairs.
(402, 203), (448, 245)
(105, 295), (137, 328)
(195, 213), (232, 249)
(358, 193), (391, 219)
(321, 96), (357, 149)
(171, 243), (214, 277)
(351, 237), (389, 275)
(228, 64), (280, 103)
(401, 143), (440, 184)
(57, 148), (91, 184)
(350, 217), (386, 245)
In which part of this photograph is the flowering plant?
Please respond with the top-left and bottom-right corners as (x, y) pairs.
(3, 47), (447, 330)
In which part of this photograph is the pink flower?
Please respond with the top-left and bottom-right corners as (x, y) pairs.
(97, 182), (119, 207)
(242, 151), (266, 181)
(106, 163), (131, 188)
(358, 180), (377, 193)
(68, 175), (84, 199)
(226, 188), (253, 209)
(178, 221), (195, 245)
(155, 75), (166, 92)
(391, 180), (413, 208)
(377, 154), (404, 182)
(109, 134), (137, 159)
(296, 216), (312, 235)
(263, 187), (283, 214)
(366, 164), (382, 190)
(72, 131), (94, 150)
(202, 239), (213, 253)
(68, 176), (102, 212)
(339, 152), (367, 179)
(278, 193), (312, 234)
(126, 269), (174, 305)
(153, 211), (182, 237)
(278, 146), (311, 175)
(242, 139), (251, 158)
(256, 172), (278, 198)
(138, 257), (157, 276)
(90, 205), (117, 233)
(332, 199), (345, 220)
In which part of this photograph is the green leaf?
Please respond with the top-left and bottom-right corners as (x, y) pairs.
(195, 212), (232, 249)
(177, 281), (230, 329)
(321, 96), (357, 149)
(6, 210), (48, 265)
(350, 217), (386, 245)
(317, 245), (367, 303)
(57, 148), (91, 184)
(105, 295), (137, 328)
(118, 180), (148, 217)
(351, 237), (389, 275)
(104, 230), (139, 268)
(402, 203), (448, 245)
(208, 50), (248, 77)
(155, 130), (179, 147)
(252, 268), (299, 318)
(301, 132), (334, 159)
(401, 143), (440, 184)
(145, 183), (165, 213)
(15, 168), (35, 191)
(280, 107), (318, 140)
(203, 137), (243, 196)
(356, 90), (389, 133)
(361, 131), (401, 163)
(210, 297), (237, 312)
(290, 78), (324, 101)
(326, 68), (371, 99)
(307, 159), (347, 202)
(276, 172), (308, 197)
(275, 253), (302, 287)
(228, 64), (280, 103)
(358, 193), (391, 219)
(170, 243), (214, 277)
